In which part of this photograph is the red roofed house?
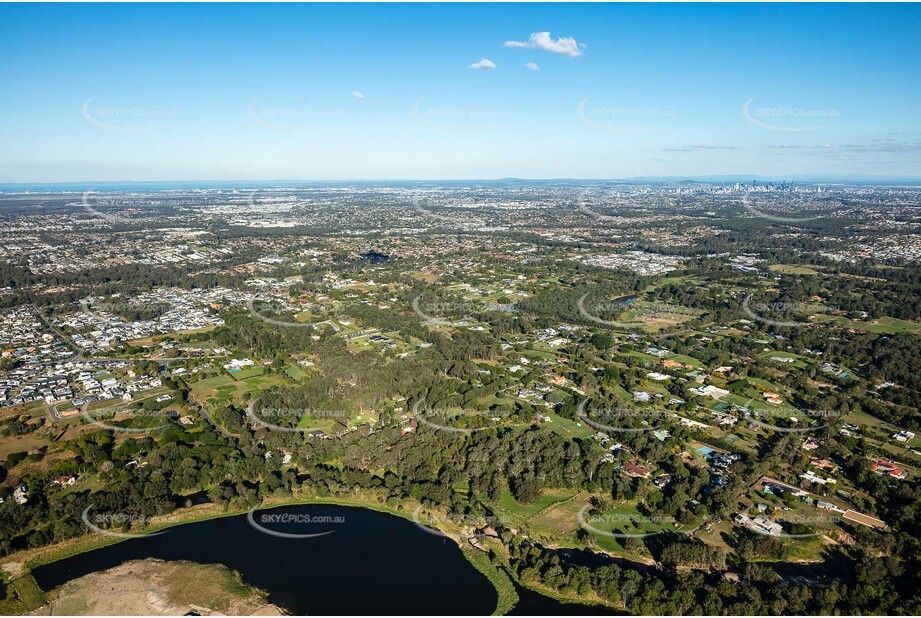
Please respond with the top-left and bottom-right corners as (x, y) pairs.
(623, 461), (651, 479)
(872, 461), (906, 479)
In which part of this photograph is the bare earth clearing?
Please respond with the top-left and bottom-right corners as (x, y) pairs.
(36, 558), (285, 616)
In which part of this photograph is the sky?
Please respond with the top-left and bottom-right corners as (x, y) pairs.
(1, 2), (920, 182)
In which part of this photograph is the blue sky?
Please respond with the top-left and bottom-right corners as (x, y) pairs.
(1, 2), (919, 182)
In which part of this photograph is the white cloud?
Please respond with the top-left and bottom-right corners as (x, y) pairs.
(504, 32), (584, 57)
(469, 58), (497, 70)
(351, 90), (366, 99)
(526, 62), (540, 72)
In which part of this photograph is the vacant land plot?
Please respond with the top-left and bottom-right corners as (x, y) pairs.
(499, 488), (578, 518)
(530, 494), (588, 536)
(44, 559), (280, 616)
(814, 314), (921, 334)
(0, 433), (51, 460)
(228, 366), (264, 381)
(190, 373), (286, 407)
(768, 264), (820, 275)
(543, 410), (595, 440)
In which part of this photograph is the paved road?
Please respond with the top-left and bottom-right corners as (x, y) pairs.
(32, 304), (84, 361)
(190, 400), (237, 439)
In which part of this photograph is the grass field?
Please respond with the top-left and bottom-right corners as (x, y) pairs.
(498, 488), (578, 517)
(543, 410), (595, 440)
(530, 494), (587, 535)
(814, 314), (921, 334)
(0, 433), (51, 461)
(758, 351), (812, 369)
(768, 264), (820, 275)
(228, 366), (264, 380)
(189, 372), (286, 407)
(126, 325), (217, 347)
(585, 501), (700, 540)
(667, 353), (703, 368)
(284, 365), (308, 381)
(521, 347), (558, 361)
(0, 575), (45, 615)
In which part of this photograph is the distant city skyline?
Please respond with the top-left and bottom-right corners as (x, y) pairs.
(1, 2), (920, 182)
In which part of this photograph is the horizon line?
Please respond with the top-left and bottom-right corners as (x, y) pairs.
(4, 174), (921, 188)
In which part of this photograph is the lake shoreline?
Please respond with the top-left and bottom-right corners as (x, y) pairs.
(3, 493), (612, 615)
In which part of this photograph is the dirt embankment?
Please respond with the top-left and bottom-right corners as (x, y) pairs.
(36, 558), (285, 616)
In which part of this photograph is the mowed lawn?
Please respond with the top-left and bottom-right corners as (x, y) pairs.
(228, 366), (264, 381)
(499, 488), (578, 517)
(758, 350), (812, 369)
(543, 410), (596, 440)
(189, 372), (286, 406)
